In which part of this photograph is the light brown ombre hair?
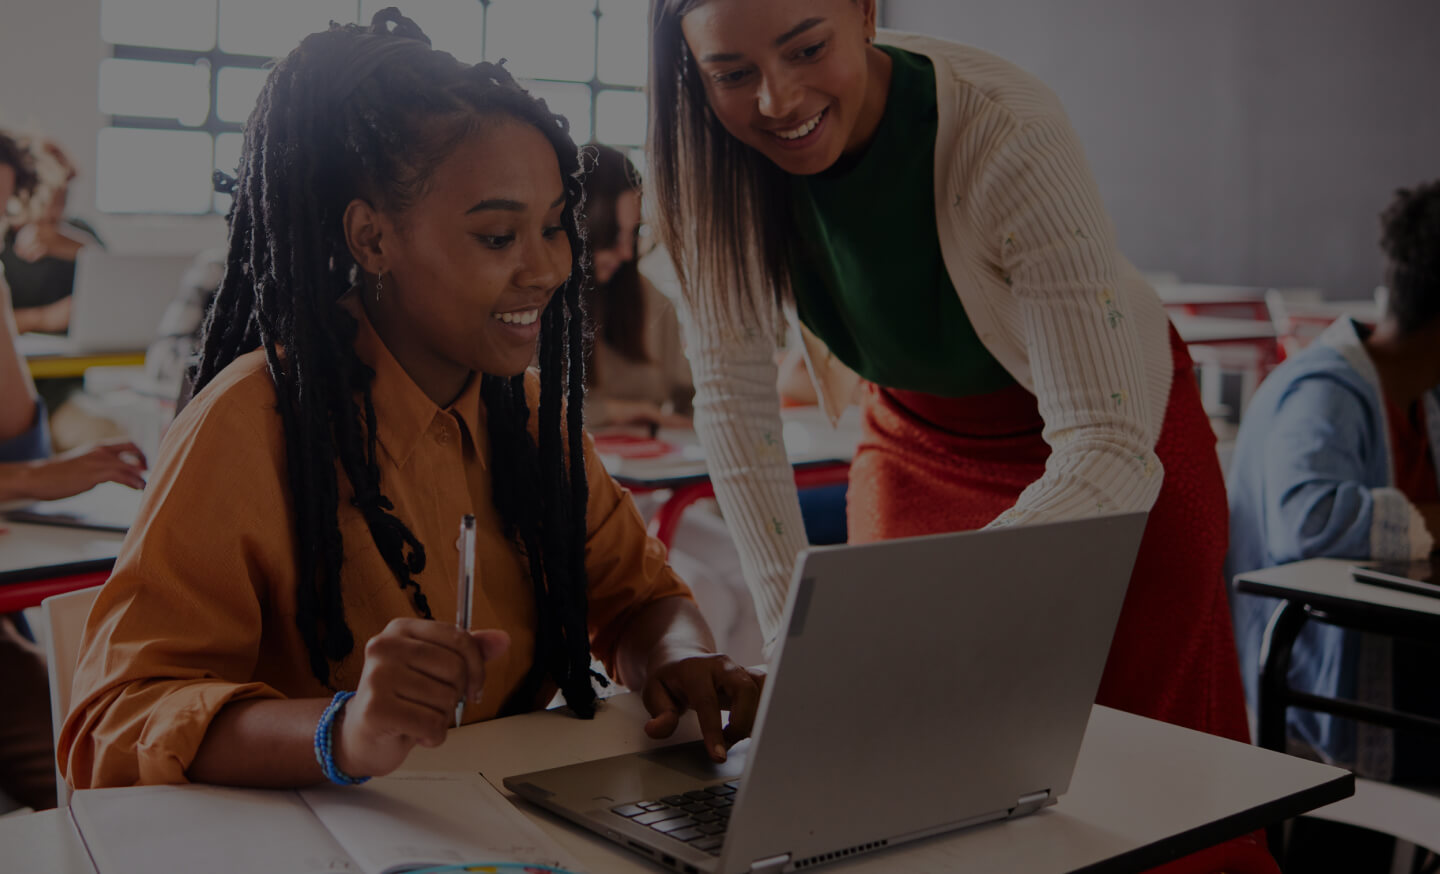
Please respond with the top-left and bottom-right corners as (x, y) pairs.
(647, 0), (793, 336)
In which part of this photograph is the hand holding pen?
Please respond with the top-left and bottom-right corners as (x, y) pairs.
(331, 515), (507, 779)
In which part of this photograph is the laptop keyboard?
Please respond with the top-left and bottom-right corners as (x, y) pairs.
(610, 781), (739, 855)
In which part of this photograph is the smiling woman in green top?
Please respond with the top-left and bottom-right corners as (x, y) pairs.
(648, 4), (1272, 871)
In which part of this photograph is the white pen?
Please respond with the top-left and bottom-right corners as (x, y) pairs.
(454, 514), (477, 729)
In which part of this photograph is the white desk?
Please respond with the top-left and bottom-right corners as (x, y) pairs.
(0, 522), (123, 580)
(1170, 315), (1277, 345)
(0, 808), (94, 874)
(403, 692), (1350, 873)
(1234, 558), (1440, 752)
(599, 407), (862, 487)
(0, 692), (1351, 873)
(1170, 316), (1279, 417)
(0, 521), (124, 613)
(601, 407), (860, 548)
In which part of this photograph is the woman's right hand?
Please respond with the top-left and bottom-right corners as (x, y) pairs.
(335, 619), (510, 779)
(16, 439), (147, 501)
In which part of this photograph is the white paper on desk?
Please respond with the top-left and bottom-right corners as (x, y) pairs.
(70, 783), (357, 874)
(9, 481), (145, 532)
(301, 771), (582, 874)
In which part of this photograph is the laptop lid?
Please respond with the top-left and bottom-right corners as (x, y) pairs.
(716, 512), (1148, 873)
(66, 251), (193, 353)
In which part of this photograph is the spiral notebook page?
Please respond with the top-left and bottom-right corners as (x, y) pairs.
(300, 772), (582, 874)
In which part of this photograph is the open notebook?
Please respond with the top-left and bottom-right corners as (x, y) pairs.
(68, 772), (583, 874)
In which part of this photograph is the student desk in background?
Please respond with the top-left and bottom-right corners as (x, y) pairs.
(1233, 559), (1440, 756)
(1157, 283), (1272, 320)
(1170, 314), (1280, 418)
(0, 483), (138, 612)
(0, 521), (123, 613)
(599, 407), (859, 548)
(24, 351), (146, 381)
(4, 691), (1351, 874)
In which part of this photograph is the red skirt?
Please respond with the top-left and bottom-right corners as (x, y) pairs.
(848, 327), (1275, 874)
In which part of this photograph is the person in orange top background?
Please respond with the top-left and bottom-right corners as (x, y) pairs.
(59, 8), (763, 791)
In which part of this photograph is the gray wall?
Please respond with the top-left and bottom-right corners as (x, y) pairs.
(884, 0), (1440, 296)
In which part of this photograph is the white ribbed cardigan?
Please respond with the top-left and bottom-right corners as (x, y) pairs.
(679, 31), (1175, 652)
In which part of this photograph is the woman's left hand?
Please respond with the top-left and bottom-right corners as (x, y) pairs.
(641, 652), (765, 763)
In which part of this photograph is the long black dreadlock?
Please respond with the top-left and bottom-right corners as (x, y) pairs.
(193, 8), (602, 717)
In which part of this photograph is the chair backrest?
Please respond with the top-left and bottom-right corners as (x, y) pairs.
(41, 586), (101, 808)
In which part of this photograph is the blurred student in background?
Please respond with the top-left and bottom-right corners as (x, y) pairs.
(2, 137), (103, 336)
(582, 145), (693, 432)
(0, 131), (145, 811)
(581, 145), (761, 664)
(1227, 180), (1440, 785)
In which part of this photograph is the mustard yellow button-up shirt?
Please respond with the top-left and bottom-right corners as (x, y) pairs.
(60, 301), (691, 788)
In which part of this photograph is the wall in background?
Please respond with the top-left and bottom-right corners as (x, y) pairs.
(2, 0), (229, 255)
(885, 0), (1440, 296)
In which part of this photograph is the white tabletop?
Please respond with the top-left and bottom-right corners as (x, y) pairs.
(0, 692), (1350, 874)
(1287, 301), (1383, 326)
(1234, 558), (1440, 620)
(601, 406), (862, 486)
(0, 808), (95, 874)
(1171, 315), (1278, 344)
(402, 692), (1349, 874)
(0, 521), (124, 581)
(1156, 284), (1270, 306)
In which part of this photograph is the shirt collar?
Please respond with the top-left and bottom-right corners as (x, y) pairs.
(342, 293), (486, 468)
(1314, 316), (1382, 391)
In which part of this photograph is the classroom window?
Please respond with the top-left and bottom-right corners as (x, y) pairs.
(97, 0), (651, 215)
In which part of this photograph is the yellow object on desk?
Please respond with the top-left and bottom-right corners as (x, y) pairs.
(27, 352), (146, 380)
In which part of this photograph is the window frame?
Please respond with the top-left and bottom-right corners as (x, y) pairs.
(98, 0), (647, 216)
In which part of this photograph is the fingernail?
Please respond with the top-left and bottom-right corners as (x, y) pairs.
(713, 743), (726, 761)
(470, 689), (484, 705)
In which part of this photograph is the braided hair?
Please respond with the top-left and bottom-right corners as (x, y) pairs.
(194, 8), (602, 717)
(1380, 180), (1440, 337)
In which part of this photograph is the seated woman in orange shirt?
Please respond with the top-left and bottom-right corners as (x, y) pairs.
(59, 9), (762, 791)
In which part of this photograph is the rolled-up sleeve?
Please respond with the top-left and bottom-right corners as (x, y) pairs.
(59, 377), (295, 788)
(579, 430), (693, 673)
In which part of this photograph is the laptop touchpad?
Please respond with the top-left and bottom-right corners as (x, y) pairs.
(638, 739), (750, 781)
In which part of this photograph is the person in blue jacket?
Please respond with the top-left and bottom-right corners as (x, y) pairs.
(1227, 179), (1440, 782)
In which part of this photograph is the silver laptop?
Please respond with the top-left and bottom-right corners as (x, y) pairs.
(18, 250), (193, 356)
(506, 512), (1149, 874)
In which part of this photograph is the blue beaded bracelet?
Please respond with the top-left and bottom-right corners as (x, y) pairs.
(315, 690), (370, 786)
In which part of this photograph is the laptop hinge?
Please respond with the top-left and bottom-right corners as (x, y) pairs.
(749, 852), (792, 873)
(1009, 789), (1052, 818)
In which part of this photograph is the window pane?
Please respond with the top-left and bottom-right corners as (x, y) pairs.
(216, 67), (270, 124)
(360, 0), (485, 63)
(218, 0), (359, 59)
(101, 0), (216, 51)
(486, 0), (596, 83)
(97, 128), (215, 214)
(213, 132), (245, 213)
(98, 58), (212, 126)
(524, 81), (591, 143)
(596, 0), (647, 86)
(594, 89), (646, 146)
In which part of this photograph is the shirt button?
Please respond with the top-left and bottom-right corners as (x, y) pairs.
(435, 427), (451, 446)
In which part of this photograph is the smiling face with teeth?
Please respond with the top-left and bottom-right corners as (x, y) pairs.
(682, 0), (891, 177)
(343, 116), (573, 406)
